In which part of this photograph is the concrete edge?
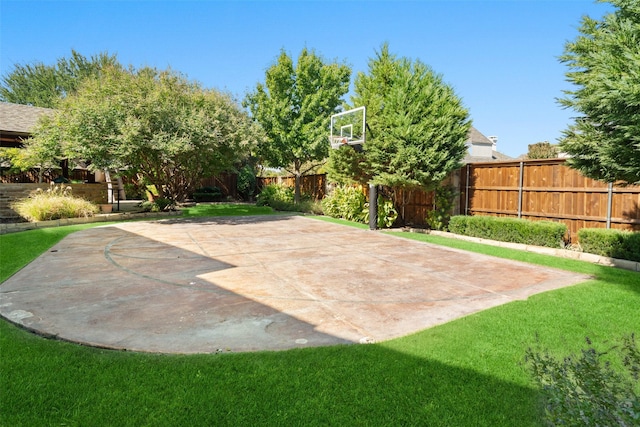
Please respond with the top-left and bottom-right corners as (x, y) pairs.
(0, 210), (182, 235)
(402, 228), (640, 273)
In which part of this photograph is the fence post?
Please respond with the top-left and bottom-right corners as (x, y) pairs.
(465, 164), (470, 216)
(606, 182), (613, 229)
(517, 161), (524, 218)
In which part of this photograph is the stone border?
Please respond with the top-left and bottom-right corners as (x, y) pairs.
(0, 210), (181, 235)
(403, 228), (640, 273)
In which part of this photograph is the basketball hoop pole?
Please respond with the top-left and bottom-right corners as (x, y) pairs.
(330, 106), (376, 229)
(369, 183), (377, 230)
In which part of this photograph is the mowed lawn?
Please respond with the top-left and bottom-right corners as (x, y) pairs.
(1, 208), (638, 426)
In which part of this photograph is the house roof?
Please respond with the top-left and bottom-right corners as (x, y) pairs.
(464, 126), (512, 163)
(468, 126), (493, 145)
(0, 102), (55, 134)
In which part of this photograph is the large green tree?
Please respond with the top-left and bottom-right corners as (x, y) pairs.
(25, 66), (261, 202)
(244, 48), (351, 203)
(526, 141), (559, 159)
(558, 0), (640, 185)
(328, 44), (470, 221)
(0, 50), (120, 108)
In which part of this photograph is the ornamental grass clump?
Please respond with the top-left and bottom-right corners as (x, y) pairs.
(11, 183), (99, 222)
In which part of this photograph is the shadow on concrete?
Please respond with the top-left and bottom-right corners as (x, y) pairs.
(158, 213), (300, 226)
(0, 215), (590, 355)
(0, 222), (351, 353)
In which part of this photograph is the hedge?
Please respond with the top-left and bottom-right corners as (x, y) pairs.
(192, 186), (223, 202)
(578, 228), (640, 262)
(448, 215), (567, 248)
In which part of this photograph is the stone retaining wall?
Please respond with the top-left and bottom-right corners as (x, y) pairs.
(0, 210), (181, 235)
(0, 183), (109, 219)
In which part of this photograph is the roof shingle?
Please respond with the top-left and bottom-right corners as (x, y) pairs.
(0, 102), (55, 134)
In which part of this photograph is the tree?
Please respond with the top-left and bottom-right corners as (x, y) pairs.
(324, 145), (370, 185)
(244, 48), (351, 203)
(329, 44), (470, 222)
(26, 66), (261, 202)
(526, 141), (559, 159)
(558, 0), (640, 185)
(0, 49), (120, 108)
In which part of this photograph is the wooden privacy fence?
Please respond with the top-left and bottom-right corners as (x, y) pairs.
(258, 160), (640, 240)
(198, 172), (238, 199)
(460, 158), (640, 240)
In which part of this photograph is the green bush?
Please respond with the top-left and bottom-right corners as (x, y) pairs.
(256, 184), (322, 214)
(139, 198), (174, 212)
(321, 185), (367, 222)
(256, 184), (294, 209)
(192, 186), (223, 202)
(448, 215), (567, 248)
(123, 182), (147, 200)
(237, 165), (257, 201)
(363, 196), (398, 228)
(322, 185), (398, 228)
(426, 185), (457, 231)
(11, 183), (99, 222)
(525, 335), (640, 426)
(293, 199), (324, 215)
(578, 228), (640, 262)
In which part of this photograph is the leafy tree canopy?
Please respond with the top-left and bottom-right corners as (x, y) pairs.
(244, 48), (350, 202)
(0, 49), (120, 108)
(329, 44), (471, 191)
(526, 141), (559, 159)
(25, 66), (261, 202)
(558, 0), (640, 184)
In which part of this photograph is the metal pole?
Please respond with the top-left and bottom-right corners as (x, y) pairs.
(518, 161), (524, 218)
(465, 164), (470, 215)
(606, 182), (613, 229)
(369, 183), (377, 230)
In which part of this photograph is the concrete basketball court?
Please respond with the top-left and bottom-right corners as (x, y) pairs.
(0, 215), (589, 354)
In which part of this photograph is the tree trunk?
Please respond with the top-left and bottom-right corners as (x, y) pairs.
(293, 159), (302, 205)
(61, 159), (69, 180)
(294, 174), (301, 205)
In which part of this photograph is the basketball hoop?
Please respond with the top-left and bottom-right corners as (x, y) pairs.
(330, 106), (366, 150)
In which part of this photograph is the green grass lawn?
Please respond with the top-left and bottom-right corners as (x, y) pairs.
(180, 203), (277, 218)
(1, 210), (638, 426)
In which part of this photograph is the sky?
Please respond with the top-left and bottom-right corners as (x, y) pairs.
(0, 0), (613, 158)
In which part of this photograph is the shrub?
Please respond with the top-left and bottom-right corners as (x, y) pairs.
(123, 182), (147, 200)
(255, 183), (323, 214)
(363, 196), (398, 228)
(256, 184), (294, 209)
(322, 185), (398, 228)
(578, 228), (640, 262)
(11, 183), (99, 222)
(294, 199), (324, 215)
(525, 335), (640, 426)
(448, 215), (567, 248)
(192, 186), (223, 202)
(139, 197), (174, 212)
(426, 185), (457, 231)
(237, 165), (257, 201)
(321, 185), (367, 222)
